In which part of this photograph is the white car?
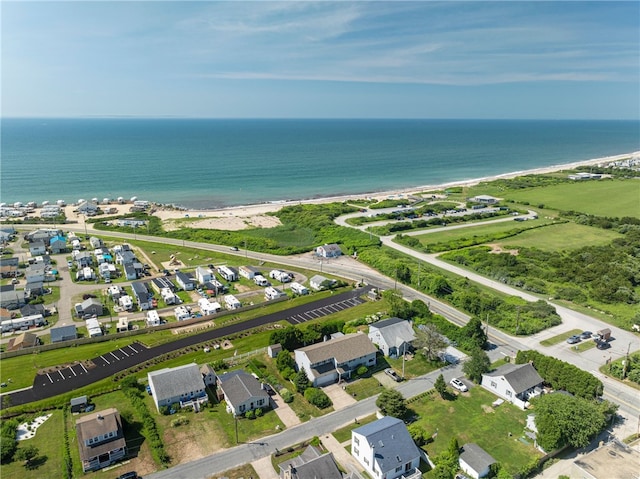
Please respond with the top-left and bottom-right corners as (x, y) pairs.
(450, 378), (468, 392)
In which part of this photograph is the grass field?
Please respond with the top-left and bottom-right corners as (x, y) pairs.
(499, 222), (622, 252)
(409, 387), (540, 476)
(502, 179), (640, 218)
(539, 329), (582, 346)
(411, 217), (557, 246)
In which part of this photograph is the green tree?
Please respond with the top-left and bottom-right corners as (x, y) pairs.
(414, 323), (448, 361)
(276, 350), (295, 371)
(460, 316), (487, 349)
(293, 369), (311, 393)
(463, 347), (491, 383)
(304, 387), (332, 409)
(434, 373), (447, 398)
(382, 289), (413, 319)
(407, 424), (428, 446)
(376, 388), (407, 418)
(534, 394), (609, 451)
(16, 445), (39, 469)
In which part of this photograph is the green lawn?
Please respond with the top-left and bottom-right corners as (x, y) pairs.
(503, 179), (640, 218)
(345, 377), (384, 400)
(332, 414), (378, 443)
(500, 222), (622, 252)
(409, 387), (540, 476)
(0, 411), (65, 479)
(539, 329), (581, 346)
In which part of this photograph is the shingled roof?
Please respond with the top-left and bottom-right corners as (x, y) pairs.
(296, 333), (377, 365)
(484, 363), (544, 394)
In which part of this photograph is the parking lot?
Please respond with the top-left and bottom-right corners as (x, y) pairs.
(286, 296), (365, 324)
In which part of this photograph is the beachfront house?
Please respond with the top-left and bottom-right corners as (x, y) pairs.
(75, 408), (126, 472)
(351, 416), (423, 479)
(294, 333), (378, 387)
(147, 363), (208, 412)
(481, 363), (544, 410)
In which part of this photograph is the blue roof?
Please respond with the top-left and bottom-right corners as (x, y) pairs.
(49, 235), (66, 244)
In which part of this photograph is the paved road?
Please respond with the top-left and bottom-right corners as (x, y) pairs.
(4, 286), (372, 407)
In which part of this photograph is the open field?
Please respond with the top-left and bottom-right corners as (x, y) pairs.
(499, 222), (623, 252)
(409, 387), (540, 476)
(501, 179), (640, 218)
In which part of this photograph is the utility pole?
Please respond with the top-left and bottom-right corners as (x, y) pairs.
(622, 342), (631, 379)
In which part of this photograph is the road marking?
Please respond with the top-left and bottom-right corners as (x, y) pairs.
(101, 355), (110, 365)
(119, 348), (129, 357)
(110, 352), (120, 361)
(70, 367), (77, 377)
(128, 344), (139, 353)
(58, 370), (65, 380)
(80, 363), (88, 373)
(46, 373), (53, 383)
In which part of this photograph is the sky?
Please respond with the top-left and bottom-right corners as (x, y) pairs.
(2, 1), (639, 119)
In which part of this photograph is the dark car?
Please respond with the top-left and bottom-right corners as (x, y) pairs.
(580, 331), (593, 339)
(566, 335), (581, 344)
(116, 472), (138, 479)
(596, 341), (611, 350)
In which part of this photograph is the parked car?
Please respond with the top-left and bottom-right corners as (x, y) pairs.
(116, 472), (138, 479)
(566, 335), (581, 344)
(596, 341), (611, 350)
(384, 368), (402, 382)
(450, 378), (468, 392)
(580, 331), (593, 339)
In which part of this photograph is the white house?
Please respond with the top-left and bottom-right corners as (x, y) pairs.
(224, 294), (241, 310)
(239, 265), (262, 280)
(131, 282), (153, 311)
(174, 306), (192, 321)
(86, 317), (102, 337)
(147, 363), (208, 412)
(146, 310), (160, 327)
(265, 286), (285, 301)
(216, 370), (270, 416)
(176, 272), (196, 291)
(161, 287), (179, 305)
(195, 266), (214, 284)
(459, 443), (496, 479)
(294, 333), (378, 387)
(309, 274), (334, 291)
(316, 243), (342, 258)
(198, 298), (222, 316)
(118, 295), (133, 311)
(75, 408), (126, 472)
(368, 317), (416, 357)
(481, 363), (544, 410)
(469, 195), (500, 204)
(290, 282), (309, 295)
(351, 416), (422, 479)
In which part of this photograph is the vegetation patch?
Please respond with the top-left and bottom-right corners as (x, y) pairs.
(539, 329), (582, 347)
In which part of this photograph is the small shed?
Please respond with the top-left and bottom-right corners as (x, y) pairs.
(70, 395), (88, 413)
(459, 443), (496, 479)
(267, 343), (283, 358)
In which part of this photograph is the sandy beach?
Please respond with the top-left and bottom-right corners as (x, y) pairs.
(58, 151), (637, 231)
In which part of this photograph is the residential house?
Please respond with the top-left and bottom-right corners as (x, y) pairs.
(50, 324), (78, 343)
(118, 295), (133, 311)
(239, 265), (262, 280)
(49, 235), (67, 254)
(176, 272), (196, 291)
(0, 257), (19, 278)
(279, 445), (344, 479)
(174, 305), (192, 321)
(89, 237), (104, 249)
(459, 443), (496, 479)
(20, 303), (46, 318)
(76, 298), (104, 318)
(116, 317), (129, 332)
(290, 282), (309, 295)
(98, 262), (117, 279)
(217, 266), (238, 282)
(147, 363), (208, 412)
(107, 285), (126, 301)
(351, 416), (422, 479)
(146, 310), (161, 327)
(25, 281), (45, 298)
(6, 331), (39, 352)
(161, 287), (179, 305)
(368, 317), (416, 358)
(76, 201), (100, 216)
(25, 263), (46, 284)
(115, 249), (137, 266)
(0, 290), (27, 310)
(316, 243), (342, 258)
(217, 370), (270, 416)
(75, 408), (126, 472)
(131, 282), (153, 311)
(309, 274), (335, 291)
(29, 239), (47, 256)
(74, 251), (93, 268)
(150, 277), (176, 294)
(481, 363), (544, 410)
(224, 294), (241, 310)
(123, 263), (137, 281)
(195, 266), (214, 284)
(294, 333), (378, 387)
(203, 279), (227, 295)
(469, 195), (500, 204)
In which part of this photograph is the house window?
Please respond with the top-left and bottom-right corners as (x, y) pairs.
(491, 381), (497, 388)
(353, 447), (359, 456)
(396, 466), (403, 472)
(354, 437), (359, 446)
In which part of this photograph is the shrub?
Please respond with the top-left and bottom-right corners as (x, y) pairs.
(356, 365), (368, 376)
(170, 416), (190, 427)
(245, 410), (255, 419)
(304, 387), (332, 409)
(280, 388), (294, 403)
(255, 408), (263, 417)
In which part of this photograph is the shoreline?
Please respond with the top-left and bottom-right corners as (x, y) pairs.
(20, 150), (640, 229)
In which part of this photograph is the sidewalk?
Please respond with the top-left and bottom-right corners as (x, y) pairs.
(321, 432), (365, 478)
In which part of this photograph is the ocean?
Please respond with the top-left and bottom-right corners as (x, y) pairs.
(1, 118), (638, 209)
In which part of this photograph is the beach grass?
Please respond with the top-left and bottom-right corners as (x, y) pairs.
(500, 222), (622, 252)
